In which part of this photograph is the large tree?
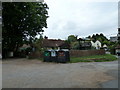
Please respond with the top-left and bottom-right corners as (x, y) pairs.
(2, 2), (49, 56)
(67, 35), (78, 44)
(90, 33), (109, 45)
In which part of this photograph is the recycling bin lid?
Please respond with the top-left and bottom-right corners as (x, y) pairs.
(61, 49), (69, 51)
(44, 51), (51, 56)
(51, 51), (57, 57)
(58, 51), (65, 57)
(47, 49), (58, 51)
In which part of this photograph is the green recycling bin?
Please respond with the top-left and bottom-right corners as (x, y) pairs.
(44, 51), (51, 62)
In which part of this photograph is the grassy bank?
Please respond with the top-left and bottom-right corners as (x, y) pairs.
(70, 54), (118, 63)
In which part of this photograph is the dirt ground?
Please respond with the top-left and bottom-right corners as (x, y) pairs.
(2, 58), (119, 88)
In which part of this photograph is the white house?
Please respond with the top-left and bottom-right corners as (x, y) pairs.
(91, 40), (102, 49)
(103, 44), (108, 51)
(91, 41), (95, 47)
(103, 44), (107, 48)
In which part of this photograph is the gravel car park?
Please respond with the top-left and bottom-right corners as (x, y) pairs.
(2, 58), (118, 88)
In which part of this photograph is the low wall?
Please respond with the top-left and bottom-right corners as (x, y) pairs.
(70, 49), (105, 57)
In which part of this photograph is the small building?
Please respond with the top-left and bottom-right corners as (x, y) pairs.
(20, 44), (31, 49)
(77, 38), (91, 50)
(115, 45), (120, 54)
(91, 40), (102, 49)
(80, 42), (92, 50)
(103, 44), (108, 51)
(110, 36), (118, 42)
(42, 37), (70, 50)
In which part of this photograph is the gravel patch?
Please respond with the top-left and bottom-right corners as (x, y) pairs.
(2, 58), (118, 88)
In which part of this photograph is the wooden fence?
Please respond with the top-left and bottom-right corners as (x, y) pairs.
(70, 49), (105, 57)
(29, 49), (105, 58)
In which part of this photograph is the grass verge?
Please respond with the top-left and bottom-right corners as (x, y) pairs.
(70, 54), (118, 63)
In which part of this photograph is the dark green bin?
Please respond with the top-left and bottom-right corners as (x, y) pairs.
(50, 50), (57, 62)
(44, 50), (57, 62)
(57, 50), (70, 63)
(44, 51), (51, 62)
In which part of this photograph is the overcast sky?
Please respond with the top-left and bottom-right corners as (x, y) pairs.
(44, 0), (118, 40)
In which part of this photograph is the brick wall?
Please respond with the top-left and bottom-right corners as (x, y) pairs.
(70, 49), (105, 57)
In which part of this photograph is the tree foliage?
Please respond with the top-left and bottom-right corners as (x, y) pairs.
(67, 35), (77, 44)
(2, 2), (49, 53)
(89, 33), (109, 46)
(71, 41), (79, 49)
(33, 35), (44, 51)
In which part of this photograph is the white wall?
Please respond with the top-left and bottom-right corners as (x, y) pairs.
(91, 40), (101, 49)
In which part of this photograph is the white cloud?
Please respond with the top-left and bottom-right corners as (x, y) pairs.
(44, 0), (118, 40)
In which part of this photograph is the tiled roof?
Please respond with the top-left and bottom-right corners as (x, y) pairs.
(42, 39), (69, 48)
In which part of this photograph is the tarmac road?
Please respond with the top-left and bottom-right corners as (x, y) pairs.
(98, 63), (118, 88)
(2, 58), (119, 88)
